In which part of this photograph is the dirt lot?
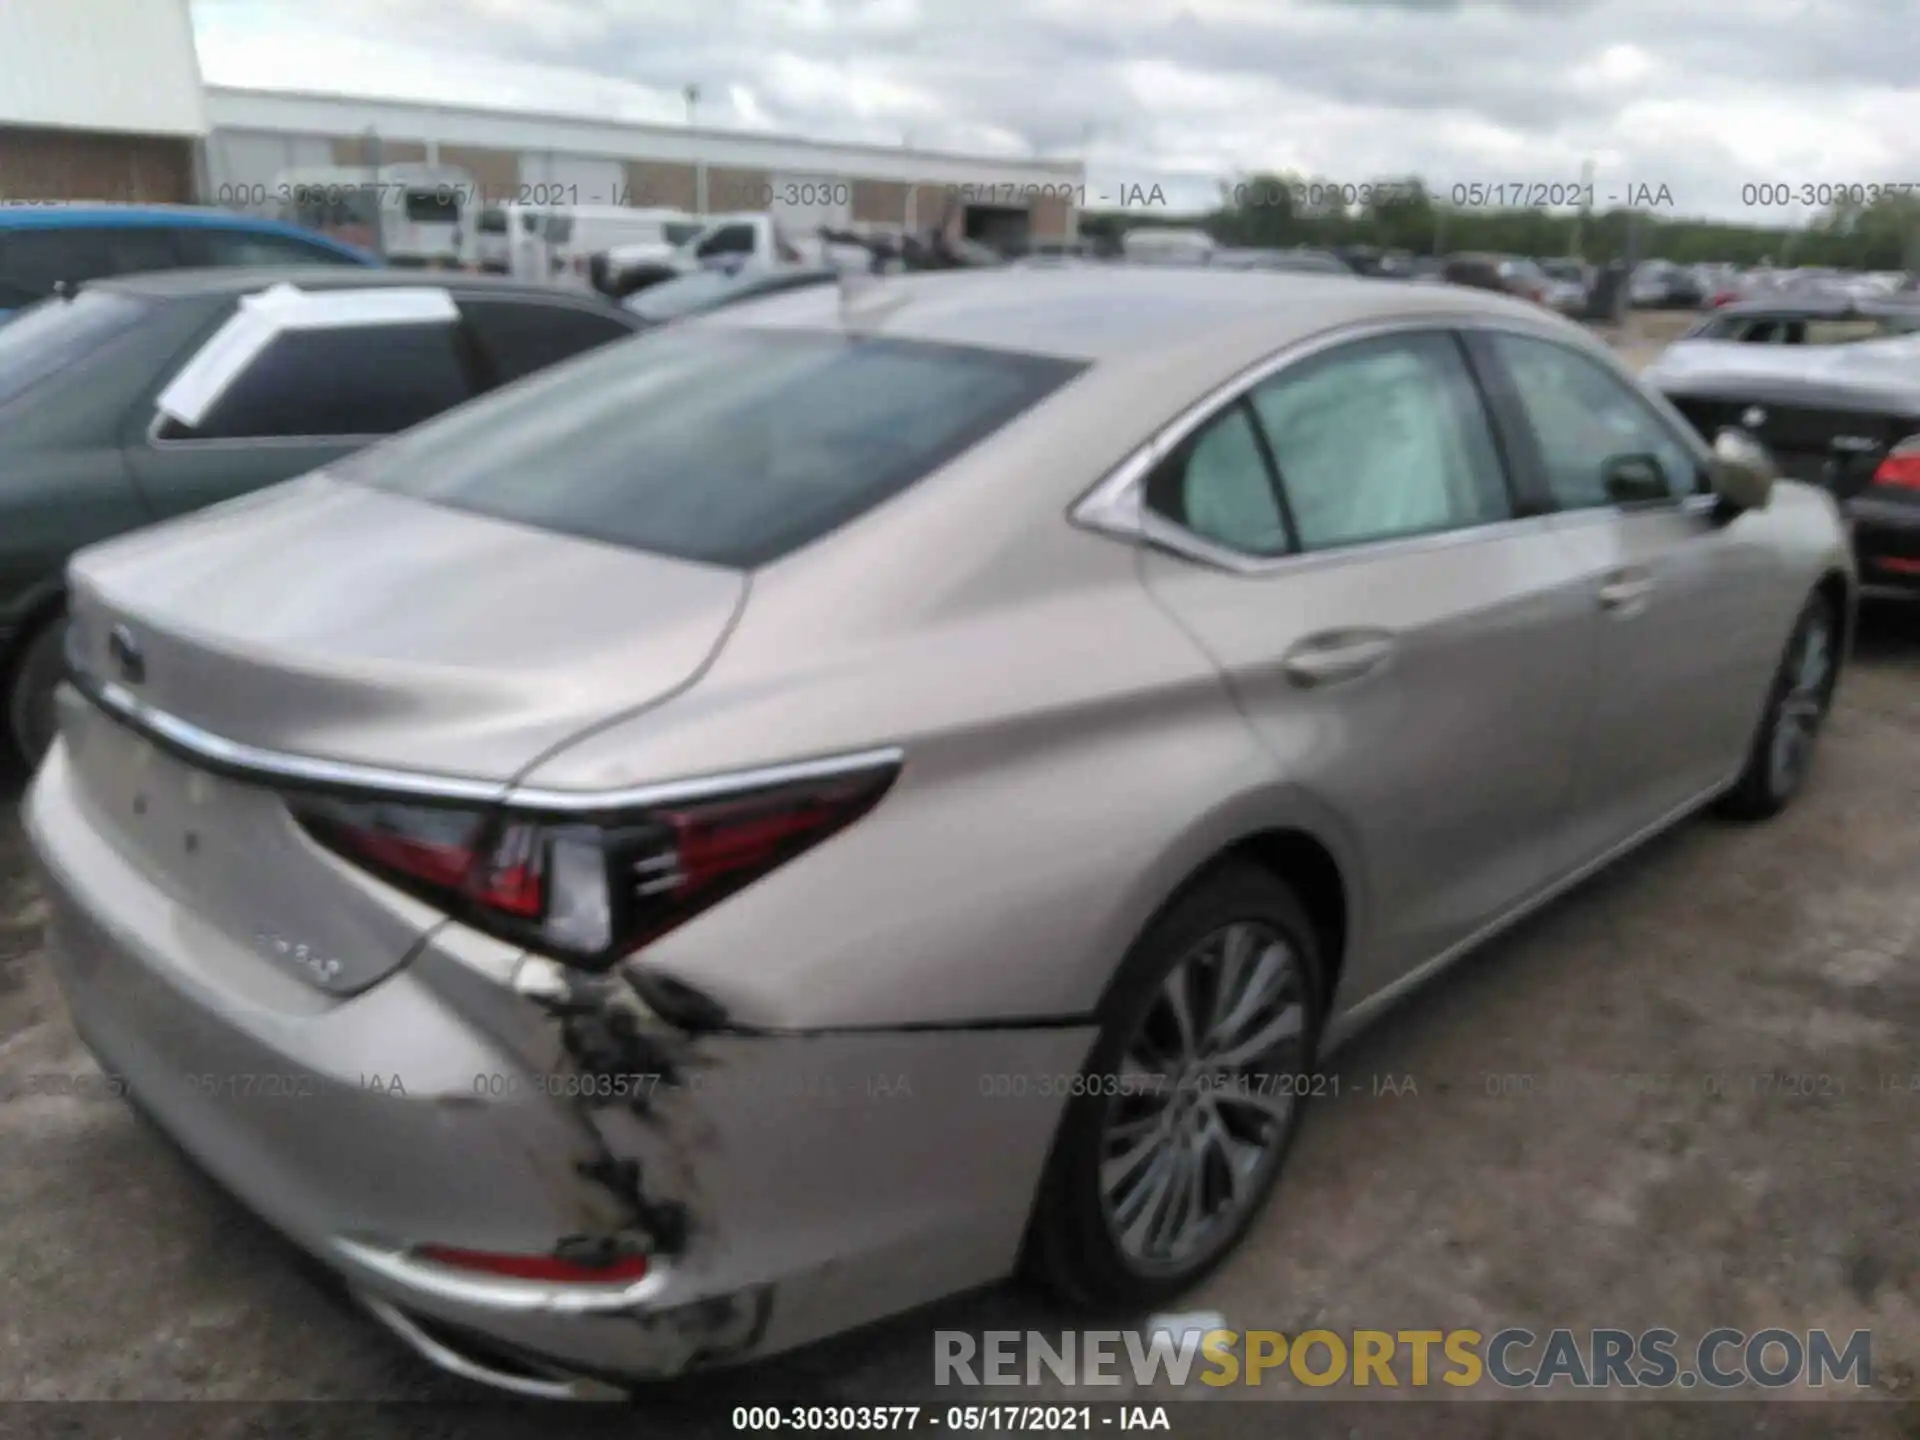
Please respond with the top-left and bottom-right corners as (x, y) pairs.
(0, 348), (1915, 1434)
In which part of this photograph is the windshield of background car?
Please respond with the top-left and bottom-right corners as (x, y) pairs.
(337, 327), (1086, 568)
(0, 289), (151, 410)
(665, 220), (705, 246)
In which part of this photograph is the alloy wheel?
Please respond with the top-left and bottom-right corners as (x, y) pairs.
(1098, 920), (1309, 1271)
(1768, 608), (1834, 798)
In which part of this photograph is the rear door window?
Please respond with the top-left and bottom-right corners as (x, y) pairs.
(1249, 331), (1512, 550)
(459, 299), (636, 385)
(340, 328), (1084, 567)
(170, 323), (477, 440)
(1143, 404), (1289, 556)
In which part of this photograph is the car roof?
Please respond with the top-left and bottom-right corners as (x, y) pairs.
(0, 204), (366, 246)
(703, 264), (1559, 365)
(88, 266), (620, 308)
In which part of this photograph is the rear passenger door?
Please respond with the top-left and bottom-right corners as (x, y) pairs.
(1138, 328), (1600, 1005)
(124, 319), (483, 522)
(458, 298), (637, 388)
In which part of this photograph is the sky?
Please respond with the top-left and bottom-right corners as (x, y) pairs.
(191, 0), (1920, 223)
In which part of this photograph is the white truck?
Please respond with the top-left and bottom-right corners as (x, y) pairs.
(266, 163), (474, 269)
(593, 213), (810, 299)
(470, 204), (705, 285)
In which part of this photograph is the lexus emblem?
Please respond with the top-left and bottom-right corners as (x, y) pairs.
(108, 624), (145, 686)
(1741, 406), (1767, 430)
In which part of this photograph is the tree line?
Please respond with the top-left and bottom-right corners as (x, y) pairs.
(1077, 173), (1920, 270)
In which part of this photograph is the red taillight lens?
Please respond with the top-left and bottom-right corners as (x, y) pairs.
(621, 769), (896, 948)
(290, 760), (898, 969)
(415, 1245), (649, 1284)
(1872, 439), (1920, 491)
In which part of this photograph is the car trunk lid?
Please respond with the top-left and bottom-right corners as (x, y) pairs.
(65, 472), (746, 784)
(59, 473), (745, 996)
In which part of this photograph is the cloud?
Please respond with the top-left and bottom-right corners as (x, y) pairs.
(191, 0), (1920, 222)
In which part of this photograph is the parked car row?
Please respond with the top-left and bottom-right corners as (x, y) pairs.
(1645, 292), (1920, 596)
(9, 258), (1861, 1399)
(0, 204), (375, 319)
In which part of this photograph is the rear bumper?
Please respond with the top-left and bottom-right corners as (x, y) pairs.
(24, 740), (1091, 1386)
(1845, 493), (1920, 591)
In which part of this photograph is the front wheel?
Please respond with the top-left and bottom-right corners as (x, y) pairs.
(1717, 592), (1840, 821)
(1025, 862), (1324, 1310)
(5, 611), (66, 771)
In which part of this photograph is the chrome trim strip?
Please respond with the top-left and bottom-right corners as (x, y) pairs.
(1070, 308), (1704, 573)
(507, 746), (906, 813)
(337, 1236), (671, 1317)
(354, 1293), (628, 1401)
(144, 405), (387, 450)
(74, 670), (904, 813)
(82, 674), (510, 804)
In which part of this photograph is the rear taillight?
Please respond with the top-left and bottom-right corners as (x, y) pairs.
(290, 761), (898, 968)
(1872, 436), (1920, 491)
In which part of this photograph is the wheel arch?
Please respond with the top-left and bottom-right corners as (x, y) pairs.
(1097, 818), (1357, 1024)
(1814, 566), (1854, 669)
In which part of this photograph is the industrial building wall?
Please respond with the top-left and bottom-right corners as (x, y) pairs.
(0, 0), (204, 202)
(0, 0), (205, 139)
(204, 89), (1083, 243)
(203, 129), (333, 210)
(0, 126), (195, 204)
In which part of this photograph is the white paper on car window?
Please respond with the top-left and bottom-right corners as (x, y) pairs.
(155, 285), (461, 428)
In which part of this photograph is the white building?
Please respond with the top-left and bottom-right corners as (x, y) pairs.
(203, 87), (1083, 248)
(0, 0), (207, 203)
(0, 0), (1081, 248)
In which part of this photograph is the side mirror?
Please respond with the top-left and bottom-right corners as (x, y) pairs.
(1708, 428), (1778, 512)
(1601, 453), (1671, 506)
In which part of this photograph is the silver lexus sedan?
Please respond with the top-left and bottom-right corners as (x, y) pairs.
(26, 269), (1853, 1397)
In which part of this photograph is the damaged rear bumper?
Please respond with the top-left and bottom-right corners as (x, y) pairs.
(24, 743), (1096, 1389)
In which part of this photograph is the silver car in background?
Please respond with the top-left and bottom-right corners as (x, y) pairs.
(27, 269), (1853, 1397)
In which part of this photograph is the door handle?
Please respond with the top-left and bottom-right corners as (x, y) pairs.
(1281, 631), (1398, 688)
(1597, 570), (1655, 611)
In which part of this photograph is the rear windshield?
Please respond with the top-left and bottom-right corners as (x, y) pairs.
(665, 220), (705, 246)
(338, 327), (1084, 568)
(0, 289), (150, 409)
(477, 208), (509, 235)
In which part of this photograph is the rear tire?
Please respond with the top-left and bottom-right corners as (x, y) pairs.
(1716, 592), (1840, 821)
(1025, 861), (1324, 1310)
(5, 610), (66, 771)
